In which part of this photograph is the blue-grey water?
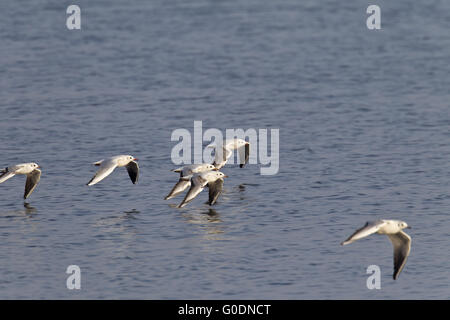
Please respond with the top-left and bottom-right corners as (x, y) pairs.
(0, 0), (449, 299)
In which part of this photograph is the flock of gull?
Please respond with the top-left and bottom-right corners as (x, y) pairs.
(0, 138), (412, 280)
(0, 138), (250, 208)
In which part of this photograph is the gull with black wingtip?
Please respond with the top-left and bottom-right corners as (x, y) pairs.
(87, 155), (139, 186)
(208, 138), (250, 170)
(341, 219), (412, 280)
(177, 171), (228, 208)
(0, 162), (42, 199)
(165, 163), (217, 200)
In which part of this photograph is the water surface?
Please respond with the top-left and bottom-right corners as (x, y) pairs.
(0, 0), (449, 299)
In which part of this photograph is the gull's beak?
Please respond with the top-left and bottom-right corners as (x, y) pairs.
(213, 167), (219, 171)
(406, 226), (412, 229)
(223, 175), (228, 178)
(37, 166), (42, 169)
(133, 158), (138, 161)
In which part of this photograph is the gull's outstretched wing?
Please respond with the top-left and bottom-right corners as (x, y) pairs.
(238, 143), (250, 168)
(177, 175), (207, 208)
(208, 178), (223, 205)
(0, 168), (15, 184)
(213, 146), (232, 169)
(126, 161), (139, 184)
(341, 220), (386, 245)
(24, 169), (41, 199)
(165, 178), (191, 200)
(93, 160), (104, 166)
(388, 230), (411, 280)
(87, 160), (117, 186)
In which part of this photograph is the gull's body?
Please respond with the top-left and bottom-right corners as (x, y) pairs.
(0, 162), (42, 199)
(165, 163), (217, 200)
(177, 171), (228, 208)
(208, 138), (250, 170)
(341, 219), (411, 280)
(87, 155), (139, 186)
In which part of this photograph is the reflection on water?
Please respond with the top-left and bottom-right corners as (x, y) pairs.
(237, 184), (246, 201)
(217, 184), (252, 204)
(23, 202), (37, 215)
(94, 209), (141, 229)
(0, 202), (38, 217)
(93, 209), (141, 239)
(205, 208), (219, 218)
(92, 209), (142, 260)
(181, 208), (226, 240)
(1, 0), (448, 299)
(123, 209), (140, 220)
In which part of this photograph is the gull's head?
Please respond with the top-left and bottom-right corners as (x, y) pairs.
(119, 155), (138, 166)
(215, 171), (228, 179)
(398, 221), (410, 230)
(31, 163), (41, 169)
(204, 164), (217, 171)
(234, 138), (249, 148)
(127, 155), (138, 162)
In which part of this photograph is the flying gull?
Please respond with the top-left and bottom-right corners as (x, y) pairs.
(177, 170), (228, 208)
(0, 162), (42, 199)
(208, 138), (250, 170)
(341, 219), (411, 280)
(87, 155), (139, 186)
(165, 163), (217, 200)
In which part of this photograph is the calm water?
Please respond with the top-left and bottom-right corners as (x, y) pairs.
(0, 0), (449, 299)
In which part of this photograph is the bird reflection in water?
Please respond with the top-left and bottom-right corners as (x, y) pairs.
(23, 202), (37, 215)
(0, 202), (38, 218)
(123, 209), (140, 220)
(95, 209), (141, 228)
(182, 208), (226, 240)
(93, 209), (141, 260)
(238, 184), (246, 201)
(204, 208), (221, 221)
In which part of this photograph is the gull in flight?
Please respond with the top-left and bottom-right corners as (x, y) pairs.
(341, 219), (412, 280)
(177, 171), (228, 208)
(208, 138), (250, 170)
(87, 155), (139, 186)
(164, 163), (217, 200)
(0, 162), (42, 199)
